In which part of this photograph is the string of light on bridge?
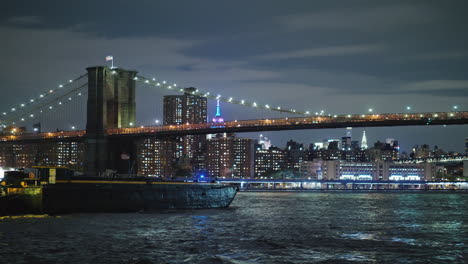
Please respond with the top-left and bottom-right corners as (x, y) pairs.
(135, 74), (464, 117)
(3, 84), (88, 127)
(0, 73), (88, 126)
(134, 75), (316, 116)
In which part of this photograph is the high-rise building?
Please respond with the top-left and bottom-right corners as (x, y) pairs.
(163, 87), (207, 125)
(0, 141), (84, 171)
(255, 145), (286, 177)
(285, 140), (307, 172)
(361, 131), (368, 150)
(206, 134), (254, 178)
(137, 138), (175, 177)
(163, 87), (208, 169)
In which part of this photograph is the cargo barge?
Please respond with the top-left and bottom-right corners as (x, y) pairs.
(0, 167), (238, 215)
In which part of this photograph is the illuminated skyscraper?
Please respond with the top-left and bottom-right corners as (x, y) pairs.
(160, 88), (208, 174)
(163, 87), (207, 126)
(212, 100), (224, 123)
(206, 134), (254, 178)
(361, 131), (368, 150)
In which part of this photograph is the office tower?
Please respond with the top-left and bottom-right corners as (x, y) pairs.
(163, 87), (208, 167)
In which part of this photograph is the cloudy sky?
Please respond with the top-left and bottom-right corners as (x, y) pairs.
(0, 0), (467, 152)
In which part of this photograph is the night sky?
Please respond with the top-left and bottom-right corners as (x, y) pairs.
(1, 0), (467, 153)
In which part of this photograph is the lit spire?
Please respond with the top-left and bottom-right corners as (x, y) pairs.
(212, 100), (224, 123)
(215, 99), (221, 117)
(361, 130), (368, 150)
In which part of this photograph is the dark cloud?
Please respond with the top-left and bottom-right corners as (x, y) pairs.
(278, 3), (440, 32)
(6, 15), (42, 26)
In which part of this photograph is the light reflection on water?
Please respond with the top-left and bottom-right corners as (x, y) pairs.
(0, 192), (466, 263)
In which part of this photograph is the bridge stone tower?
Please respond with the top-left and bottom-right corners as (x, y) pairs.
(85, 66), (138, 176)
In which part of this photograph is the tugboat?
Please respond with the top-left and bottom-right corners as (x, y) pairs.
(0, 167), (238, 215)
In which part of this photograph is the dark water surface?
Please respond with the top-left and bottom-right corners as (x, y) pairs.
(0, 192), (466, 264)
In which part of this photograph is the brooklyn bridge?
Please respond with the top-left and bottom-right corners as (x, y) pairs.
(1, 66), (467, 177)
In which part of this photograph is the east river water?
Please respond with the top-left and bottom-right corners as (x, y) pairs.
(0, 192), (466, 264)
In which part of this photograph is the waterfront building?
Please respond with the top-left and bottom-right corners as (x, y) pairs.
(321, 160), (436, 181)
(255, 146), (286, 177)
(299, 160), (322, 179)
(285, 140), (307, 172)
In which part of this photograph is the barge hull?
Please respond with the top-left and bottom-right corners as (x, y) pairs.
(2, 182), (238, 215)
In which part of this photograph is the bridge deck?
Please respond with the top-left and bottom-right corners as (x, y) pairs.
(1, 111), (468, 142)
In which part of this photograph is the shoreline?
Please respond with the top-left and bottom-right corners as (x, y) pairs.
(240, 189), (468, 193)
